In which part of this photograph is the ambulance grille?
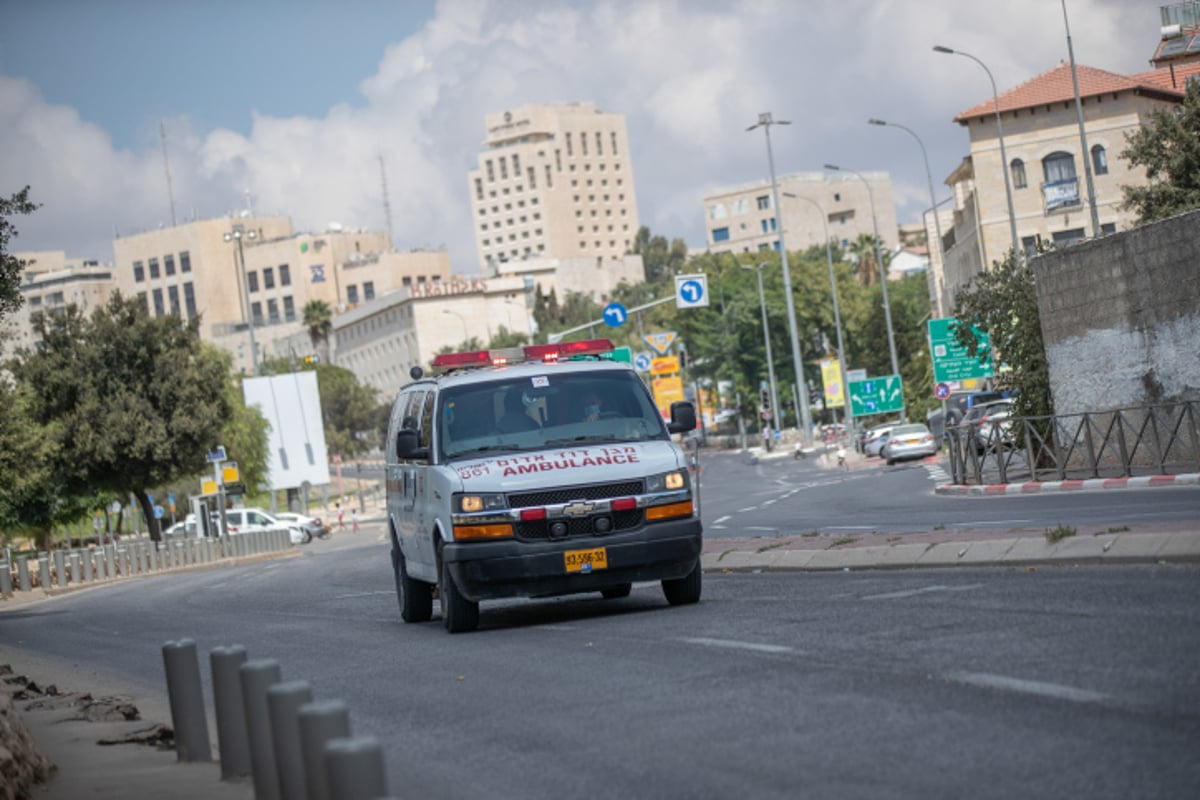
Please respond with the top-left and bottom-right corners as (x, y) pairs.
(515, 509), (643, 540)
(508, 480), (645, 509)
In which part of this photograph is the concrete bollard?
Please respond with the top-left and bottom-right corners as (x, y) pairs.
(120, 547), (131, 577)
(323, 736), (388, 800)
(52, 550), (67, 587)
(240, 658), (284, 800)
(210, 645), (252, 780)
(104, 544), (116, 577)
(298, 700), (351, 800)
(174, 541), (185, 568)
(161, 639), (213, 763)
(130, 544), (142, 575)
(68, 552), (82, 584)
(38, 557), (50, 591)
(83, 550), (94, 583)
(18, 557), (31, 593)
(141, 542), (152, 573)
(267, 680), (314, 800)
(204, 538), (215, 563)
(0, 562), (11, 598)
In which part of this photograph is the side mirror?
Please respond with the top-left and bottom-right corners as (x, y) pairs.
(666, 401), (697, 434)
(395, 429), (428, 460)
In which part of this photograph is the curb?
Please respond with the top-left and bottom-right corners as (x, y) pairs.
(935, 473), (1200, 496)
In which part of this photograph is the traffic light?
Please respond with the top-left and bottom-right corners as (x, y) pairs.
(760, 387), (770, 410)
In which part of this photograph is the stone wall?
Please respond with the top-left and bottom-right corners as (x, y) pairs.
(1032, 209), (1200, 415)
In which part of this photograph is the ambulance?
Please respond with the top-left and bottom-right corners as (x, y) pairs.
(385, 339), (702, 633)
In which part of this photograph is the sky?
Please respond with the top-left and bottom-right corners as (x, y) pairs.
(0, 0), (1162, 275)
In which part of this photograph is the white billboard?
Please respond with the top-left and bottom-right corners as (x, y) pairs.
(242, 372), (331, 491)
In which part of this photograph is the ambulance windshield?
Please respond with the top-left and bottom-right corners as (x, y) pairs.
(438, 370), (669, 461)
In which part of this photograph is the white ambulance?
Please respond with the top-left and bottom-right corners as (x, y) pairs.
(385, 339), (702, 633)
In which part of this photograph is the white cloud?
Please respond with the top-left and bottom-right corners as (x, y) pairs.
(1, 0), (1163, 274)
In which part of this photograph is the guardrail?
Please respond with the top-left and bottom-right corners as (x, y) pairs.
(945, 401), (1200, 485)
(0, 530), (294, 601)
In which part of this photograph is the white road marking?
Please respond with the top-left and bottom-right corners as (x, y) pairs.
(745, 526), (776, 531)
(862, 583), (984, 600)
(681, 637), (794, 654)
(332, 591), (394, 599)
(737, 506), (757, 513)
(946, 671), (1108, 704)
(713, 515), (731, 525)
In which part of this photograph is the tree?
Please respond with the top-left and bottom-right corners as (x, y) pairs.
(8, 294), (236, 541)
(0, 380), (65, 549)
(1120, 79), (1200, 224)
(314, 363), (382, 456)
(952, 250), (1052, 420)
(302, 300), (333, 364)
(487, 326), (529, 349)
(630, 225), (688, 283)
(848, 233), (887, 287)
(1, 186), (39, 321)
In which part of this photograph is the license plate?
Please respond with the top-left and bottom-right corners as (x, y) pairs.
(564, 547), (608, 574)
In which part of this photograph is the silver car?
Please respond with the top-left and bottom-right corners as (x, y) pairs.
(881, 423), (939, 465)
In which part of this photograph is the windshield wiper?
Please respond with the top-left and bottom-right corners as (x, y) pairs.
(545, 435), (627, 446)
(448, 444), (525, 460)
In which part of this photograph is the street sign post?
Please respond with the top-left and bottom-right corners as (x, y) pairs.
(674, 274), (709, 309)
(928, 317), (994, 384)
(848, 375), (905, 416)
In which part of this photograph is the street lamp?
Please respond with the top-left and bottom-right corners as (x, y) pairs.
(223, 226), (259, 376)
(867, 118), (948, 317)
(781, 192), (852, 434)
(742, 262), (780, 439)
(747, 112), (813, 444)
(442, 308), (469, 343)
(1061, 0), (1101, 238)
(933, 45), (1021, 260)
(822, 163), (902, 422)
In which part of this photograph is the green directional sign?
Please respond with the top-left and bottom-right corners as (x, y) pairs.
(848, 374), (904, 416)
(928, 317), (994, 383)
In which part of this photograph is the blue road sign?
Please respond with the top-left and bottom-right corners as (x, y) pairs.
(634, 352), (653, 372)
(603, 302), (628, 328)
(675, 274), (709, 308)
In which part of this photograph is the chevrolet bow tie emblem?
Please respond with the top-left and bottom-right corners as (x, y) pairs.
(562, 501), (595, 517)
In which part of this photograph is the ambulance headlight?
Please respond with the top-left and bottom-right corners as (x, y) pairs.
(455, 493), (507, 513)
(646, 470), (687, 494)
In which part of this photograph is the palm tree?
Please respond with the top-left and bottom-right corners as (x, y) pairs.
(849, 233), (884, 287)
(302, 300), (333, 364)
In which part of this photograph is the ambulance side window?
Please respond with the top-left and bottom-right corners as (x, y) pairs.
(419, 391), (435, 451)
(388, 391), (410, 460)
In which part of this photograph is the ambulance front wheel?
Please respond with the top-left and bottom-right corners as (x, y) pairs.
(441, 560), (480, 633)
(393, 546), (433, 623)
(662, 561), (702, 606)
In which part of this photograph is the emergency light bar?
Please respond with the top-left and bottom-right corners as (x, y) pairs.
(432, 339), (615, 371)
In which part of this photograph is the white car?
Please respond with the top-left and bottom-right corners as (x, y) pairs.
(224, 507), (310, 544)
(863, 425), (894, 458)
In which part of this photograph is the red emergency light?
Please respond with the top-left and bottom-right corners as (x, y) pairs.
(432, 339), (615, 372)
(523, 339), (615, 363)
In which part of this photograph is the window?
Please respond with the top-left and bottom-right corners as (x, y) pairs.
(1051, 227), (1086, 247)
(133, 261), (145, 282)
(499, 157), (508, 180)
(164, 254), (176, 276)
(279, 264), (291, 286)
(168, 285), (180, 314)
(555, 149), (562, 171)
(833, 193), (841, 202)
(364, 281), (375, 301)
(180, 252), (191, 273)
(565, 132), (573, 157)
(263, 267), (275, 290)
(347, 285), (359, 304)
(251, 301), (263, 323)
(1011, 158), (1027, 189)
(733, 198), (748, 214)
(183, 282), (196, 316)
(475, 178), (483, 200)
(581, 132), (588, 156)
(709, 203), (727, 220)
(512, 153), (520, 173)
(402, 276), (412, 288)
(152, 288), (165, 316)
(148, 258), (160, 279)
(528, 166), (536, 189)
(545, 165), (552, 188)
(611, 132), (618, 156)
(267, 299), (279, 322)
(756, 195), (771, 210)
(1021, 235), (1040, 258)
(1043, 151), (1076, 183)
(1091, 145), (1108, 175)
(283, 296), (295, 321)
(248, 272), (259, 292)
(1100, 222), (1116, 236)
(486, 160), (494, 181)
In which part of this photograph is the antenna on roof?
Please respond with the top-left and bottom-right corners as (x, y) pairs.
(159, 121), (177, 227)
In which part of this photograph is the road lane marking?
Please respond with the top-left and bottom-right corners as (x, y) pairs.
(332, 591), (394, 599)
(713, 515), (731, 525)
(681, 637), (794, 654)
(946, 671), (1108, 704)
(862, 583), (984, 600)
(737, 506), (757, 513)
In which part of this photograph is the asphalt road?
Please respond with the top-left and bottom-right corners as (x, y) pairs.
(696, 448), (1200, 536)
(3, 529), (1199, 799)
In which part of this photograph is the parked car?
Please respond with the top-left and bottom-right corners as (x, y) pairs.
(973, 399), (1017, 451)
(225, 507), (310, 544)
(961, 399), (1015, 452)
(273, 511), (328, 541)
(863, 424), (895, 457)
(881, 423), (939, 465)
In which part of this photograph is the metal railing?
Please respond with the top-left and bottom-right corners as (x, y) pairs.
(946, 401), (1200, 485)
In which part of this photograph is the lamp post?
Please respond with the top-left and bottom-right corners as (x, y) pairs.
(867, 118), (948, 317)
(1061, 0), (1101, 238)
(742, 262), (780, 438)
(747, 112), (812, 444)
(442, 308), (469, 343)
(823, 163), (903, 421)
(782, 192), (853, 434)
(933, 45), (1021, 260)
(223, 226), (259, 376)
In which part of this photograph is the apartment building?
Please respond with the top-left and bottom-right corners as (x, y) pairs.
(1, 251), (116, 359)
(938, 58), (1199, 311)
(1153, 1), (1200, 67)
(701, 171), (899, 257)
(110, 215), (450, 374)
(467, 103), (641, 272)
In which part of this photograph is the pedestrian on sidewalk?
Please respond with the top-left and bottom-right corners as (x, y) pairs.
(336, 502), (344, 529)
(351, 508), (359, 534)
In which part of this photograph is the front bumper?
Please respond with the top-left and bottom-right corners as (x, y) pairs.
(442, 517), (702, 602)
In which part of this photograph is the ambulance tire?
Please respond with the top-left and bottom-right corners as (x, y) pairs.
(662, 562), (702, 606)
(600, 583), (632, 599)
(441, 560), (479, 633)
(393, 547), (433, 623)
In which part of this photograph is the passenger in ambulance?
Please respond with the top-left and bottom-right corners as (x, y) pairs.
(497, 388), (540, 433)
